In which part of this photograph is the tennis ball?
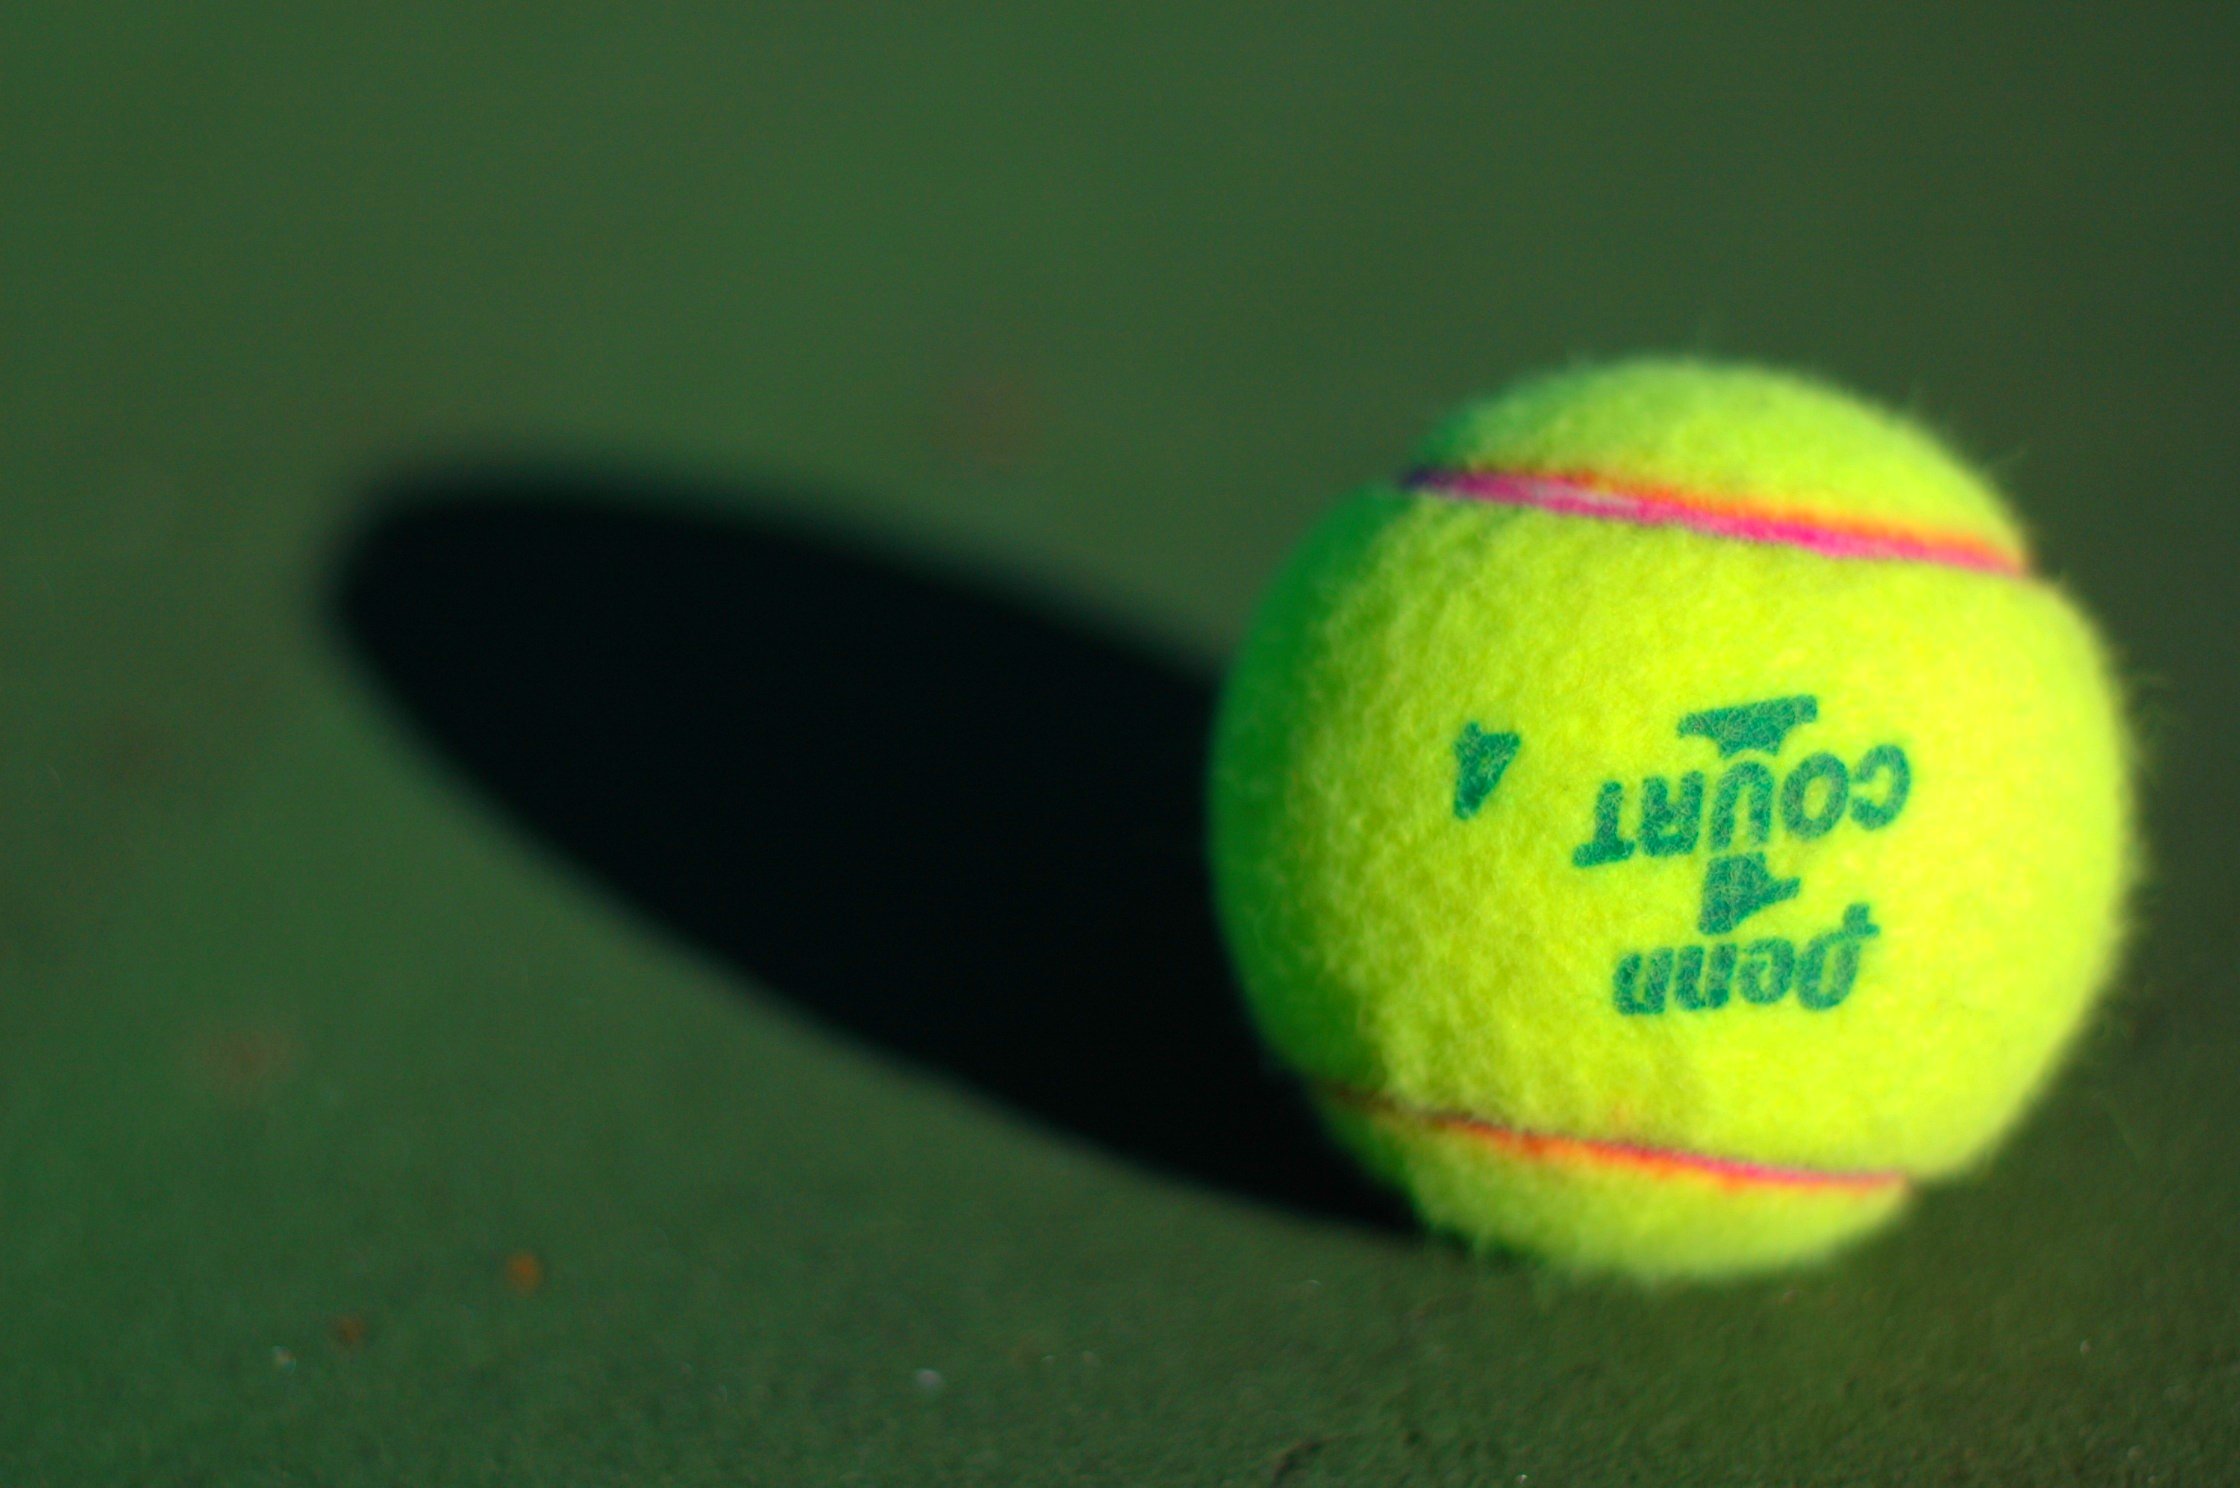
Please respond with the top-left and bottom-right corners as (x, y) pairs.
(1210, 359), (2133, 1279)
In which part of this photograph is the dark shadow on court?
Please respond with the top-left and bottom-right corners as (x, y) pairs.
(332, 472), (1408, 1232)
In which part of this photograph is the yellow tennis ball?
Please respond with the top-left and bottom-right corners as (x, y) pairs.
(1210, 359), (2134, 1279)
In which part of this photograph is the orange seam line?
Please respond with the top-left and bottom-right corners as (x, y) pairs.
(1322, 1083), (1909, 1195)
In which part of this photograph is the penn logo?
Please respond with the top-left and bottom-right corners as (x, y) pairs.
(1453, 694), (1908, 1017)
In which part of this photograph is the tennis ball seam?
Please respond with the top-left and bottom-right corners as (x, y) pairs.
(1320, 1082), (1913, 1196)
(1401, 467), (2031, 577)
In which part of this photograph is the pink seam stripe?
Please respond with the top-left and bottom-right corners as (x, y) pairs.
(1404, 467), (2029, 577)
(1323, 1084), (1909, 1195)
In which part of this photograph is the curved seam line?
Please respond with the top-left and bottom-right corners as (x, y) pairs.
(1402, 467), (2030, 578)
(1322, 1083), (1911, 1194)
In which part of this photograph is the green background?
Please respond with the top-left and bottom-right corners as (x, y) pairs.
(4, 6), (2236, 1482)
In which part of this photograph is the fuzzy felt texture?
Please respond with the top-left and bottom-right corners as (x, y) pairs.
(1210, 360), (2133, 1278)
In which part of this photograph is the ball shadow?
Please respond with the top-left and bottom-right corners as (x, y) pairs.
(331, 469), (1406, 1231)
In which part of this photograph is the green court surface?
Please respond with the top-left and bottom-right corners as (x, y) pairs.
(3, 8), (2236, 1483)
